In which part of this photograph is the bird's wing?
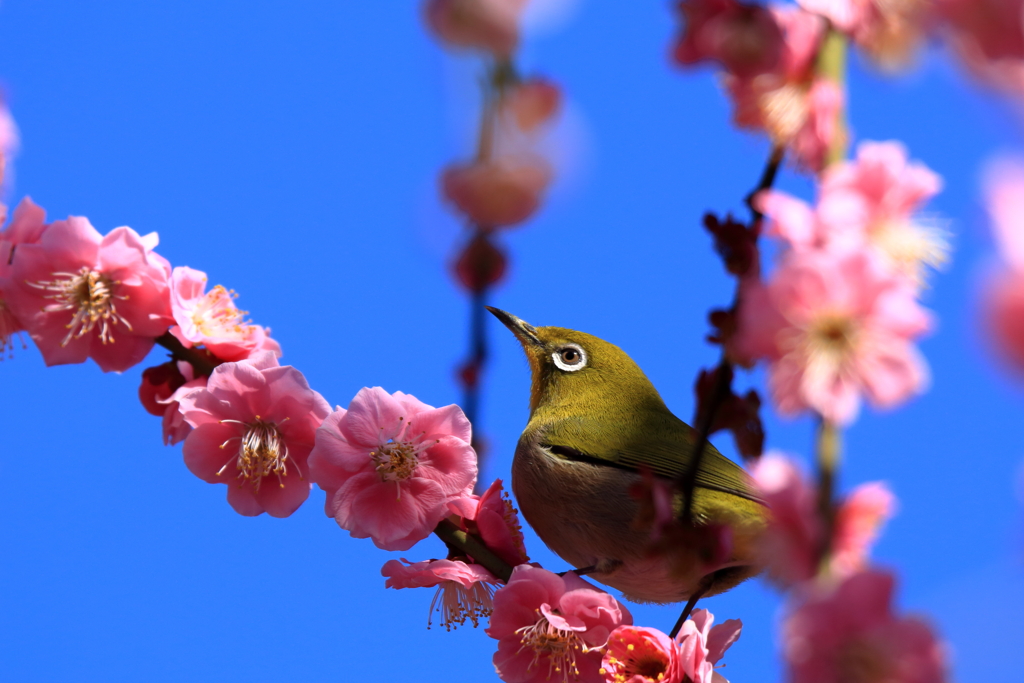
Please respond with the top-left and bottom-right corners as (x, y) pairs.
(540, 413), (762, 504)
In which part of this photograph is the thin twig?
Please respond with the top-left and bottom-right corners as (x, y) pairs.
(678, 146), (785, 523)
(815, 418), (841, 573)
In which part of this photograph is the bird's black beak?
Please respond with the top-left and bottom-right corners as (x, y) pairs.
(486, 307), (543, 347)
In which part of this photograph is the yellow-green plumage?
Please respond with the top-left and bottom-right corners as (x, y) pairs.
(489, 308), (766, 604)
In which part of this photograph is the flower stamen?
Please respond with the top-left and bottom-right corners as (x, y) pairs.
(28, 267), (131, 346)
(515, 612), (588, 683)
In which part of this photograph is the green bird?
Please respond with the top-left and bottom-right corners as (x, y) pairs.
(489, 307), (766, 604)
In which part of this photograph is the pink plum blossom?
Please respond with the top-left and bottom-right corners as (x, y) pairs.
(448, 478), (529, 567)
(798, 0), (928, 66)
(3, 216), (173, 372)
(734, 248), (931, 425)
(307, 387), (477, 551)
(981, 157), (1024, 371)
(673, 0), (785, 78)
(751, 452), (895, 586)
(178, 352), (330, 517)
(783, 569), (947, 683)
(0, 198), (49, 356)
(159, 362), (207, 446)
(722, 6), (842, 172)
(488, 565), (632, 683)
(600, 625), (681, 683)
(424, 0), (528, 56)
(382, 557), (500, 630)
(168, 266), (281, 362)
(599, 610), (741, 683)
(677, 609), (743, 683)
(442, 157), (552, 230)
(759, 141), (947, 285)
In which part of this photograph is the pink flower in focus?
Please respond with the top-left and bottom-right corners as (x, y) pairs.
(723, 6), (842, 172)
(3, 217), (173, 372)
(382, 557), (499, 630)
(677, 608), (743, 683)
(751, 452), (895, 587)
(307, 387), (477, 551)
(600, 625), (681, 683)
(424, 0), (528, 56)
(442, 158), (552, 230)
(169, 266), (281, 362)
(673, 0), (785, 78)
(448, 478), (530, 567)
(488, 565), (632, 683)
(783, 569), (947, 683)
(139, 361), (188, 416)
(735, 248), (931, 425)
(159, 362), (207, 446)
(981, 157), (1024, 371)
(178, 352), (330, 517)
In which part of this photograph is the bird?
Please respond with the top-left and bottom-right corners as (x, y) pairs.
(488, 307), (766, 604)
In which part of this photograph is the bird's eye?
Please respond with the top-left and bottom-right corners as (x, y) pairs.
(552, 344), (587, 372)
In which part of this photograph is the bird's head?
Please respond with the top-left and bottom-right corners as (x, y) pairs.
(487, 307), (666, 421)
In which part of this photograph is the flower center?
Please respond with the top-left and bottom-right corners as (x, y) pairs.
(29, 267), (130, 346)
(870, 218), (949, 285)
(602, 631), (673, 683)
(515, 613), (587, 683)
(191, 284), (254, 339)
(371, 441), (420, 482)
(218, 417), (291, 491)
(429, 580), (496, 631)
(759, 83), (810, 144)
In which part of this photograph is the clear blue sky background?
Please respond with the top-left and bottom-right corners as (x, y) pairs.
(1, 2), (1022, 682)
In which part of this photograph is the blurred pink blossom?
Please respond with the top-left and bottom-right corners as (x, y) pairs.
(423, 0), (528, 56)
(504, 78), (562, 131)
(308, 387), (477, 551)
(487, 565), (632, 683)
(448, 478), (529, 567)
(751, 452), (895, 586)
(723, 6), (842, 172)
(734, 248), (931, 425)
(981, 157), (1024, 370)
(600, 625), (681, 683)
(673, 0), (785, 78)
(442, 157), (552, 230)
(178, 352), (330, 517)
(677, 608), (742, 683)
(759, 141), (946, 284)
(783, 569), (947, 683)
(169, 266), (281, 362)
(382, 557), (499, 630)
(935, 0), (1024, 89)
(0, 95), (19, 193)
(798, 0), (928, 66)
(3, 216), (173, 372)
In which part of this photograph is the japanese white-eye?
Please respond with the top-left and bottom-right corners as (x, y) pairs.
(489, 307), (766, 604)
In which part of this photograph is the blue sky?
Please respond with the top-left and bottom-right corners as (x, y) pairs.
(1, 2), (1022, 682)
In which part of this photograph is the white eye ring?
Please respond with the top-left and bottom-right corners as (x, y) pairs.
(552, 344), (587, 372)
